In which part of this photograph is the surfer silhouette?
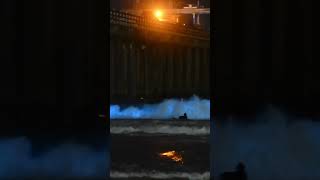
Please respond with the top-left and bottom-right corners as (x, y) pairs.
(179, 113), (188, 120)
(220, 162), (247, 180)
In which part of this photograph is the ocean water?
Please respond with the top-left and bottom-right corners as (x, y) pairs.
(0, 137), (108, 178)
(110, 96), (211, 179)
(0, 96), (211, 178)
(110, 120), (210, 180)
(213, 107), (320, 180)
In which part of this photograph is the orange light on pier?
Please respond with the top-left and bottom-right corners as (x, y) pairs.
(154, 9), (163, 20)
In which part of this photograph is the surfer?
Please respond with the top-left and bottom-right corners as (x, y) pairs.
(179, 113), (188, 120)
(220, 162), (247, 180)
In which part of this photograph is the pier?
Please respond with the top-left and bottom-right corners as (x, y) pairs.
(109, 10), (210, 103)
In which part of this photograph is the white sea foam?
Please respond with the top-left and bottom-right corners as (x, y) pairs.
(111, 125), (210, 135)
(110, 171), (210, 179)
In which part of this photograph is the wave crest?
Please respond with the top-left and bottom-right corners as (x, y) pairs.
(110, 95), (210, 120)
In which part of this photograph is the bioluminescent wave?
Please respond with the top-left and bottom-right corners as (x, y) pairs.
(213, 107), (320, 180)
(110, 95), (210, 120)
(0, 137), (108, 178)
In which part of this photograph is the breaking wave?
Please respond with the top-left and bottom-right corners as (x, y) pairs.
(110, 95), (210, 120)
(213, 107), (320, 180)
(0, 137), (108, 178)
(110, 171), (210, 179)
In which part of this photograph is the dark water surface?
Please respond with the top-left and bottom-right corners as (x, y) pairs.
(110, 119), (210, 179)
(0, 135), (108, 179)
(213, 108), (320, 180)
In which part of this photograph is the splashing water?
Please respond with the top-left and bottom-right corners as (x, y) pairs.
(213, 107), (320, 180)
(0, 137), (108, 178)
(110, 95), (210, 120)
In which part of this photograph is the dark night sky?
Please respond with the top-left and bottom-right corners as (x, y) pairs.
(0, 0), (107, 136)
(213, 0), (317, 117)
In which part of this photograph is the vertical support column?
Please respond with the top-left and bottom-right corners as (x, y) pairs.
(128, 42), (137, 99)
(162, 45), (168, 97)
(167, 45), (174, 97)
(203, 47), (210, 96)
(158, 44), (165, 98)
(199, 47), (204, 95)
(180, 46), (185, 93)
(168, 0), (173, 8)
(192, 13), (196, 25)
(144, 44), (150, 98)
(113, 39), (120, 97)
(196, 14), (200, 25)
(109, 39), (115, 99)
(122, 41), (128, 97)
(117, 41), (122, 98)
(136, 43), (142, 98)
(145, 43), (156, 99)
(177, 46), (184, 96)
(172, 46), (178, 96)
(154, 44), (163, 99)
(199, 47), (206, 96)
(181, 46), (187, 95)
(151, 44), (158, 98)
(185, 46), (193, 96)
(207, 47), (211, 95)
(140, 44), (146, 98)
(194, 47), (200, 94)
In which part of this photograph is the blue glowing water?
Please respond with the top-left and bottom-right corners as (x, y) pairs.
(0, 137), (108, 178)
(213, 107), (320, 180)
(110, 95), (210, 120)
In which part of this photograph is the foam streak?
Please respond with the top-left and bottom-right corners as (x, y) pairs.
(111, 171), (210, 179)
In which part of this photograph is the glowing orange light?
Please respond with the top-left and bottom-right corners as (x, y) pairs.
(154, 10), (163, 19)
(159, 150), (183, 164)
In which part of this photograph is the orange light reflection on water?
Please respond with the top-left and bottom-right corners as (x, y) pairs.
(159, 150), (183, 164)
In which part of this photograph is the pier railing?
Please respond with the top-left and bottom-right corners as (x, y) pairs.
(110, 10), (209, 41)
